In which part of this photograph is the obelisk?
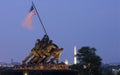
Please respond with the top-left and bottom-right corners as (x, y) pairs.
(74, 45), (77, 64)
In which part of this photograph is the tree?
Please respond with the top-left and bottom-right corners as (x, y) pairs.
(76, 46), (102, 75)
(103, 71), (114, 75)
(117, 71), (120, 75)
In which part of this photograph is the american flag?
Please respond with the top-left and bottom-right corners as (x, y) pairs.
(23, 6), (36, 29)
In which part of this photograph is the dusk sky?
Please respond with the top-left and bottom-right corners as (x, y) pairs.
(0, 0), (119, 64)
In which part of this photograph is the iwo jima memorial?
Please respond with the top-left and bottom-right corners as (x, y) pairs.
(0, 1), (78, 75)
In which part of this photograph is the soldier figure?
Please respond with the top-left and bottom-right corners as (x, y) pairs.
(22, 34), (64, 65)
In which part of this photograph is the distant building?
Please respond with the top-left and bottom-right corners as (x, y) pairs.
(65, 60), (68, 65)
(102, 63), (120, 75)
(0, 61), (21, 67)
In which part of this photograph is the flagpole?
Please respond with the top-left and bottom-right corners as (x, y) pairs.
(32, 1), (47, 35)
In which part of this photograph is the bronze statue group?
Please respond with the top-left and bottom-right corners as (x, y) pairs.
(22, 35), (64, 65)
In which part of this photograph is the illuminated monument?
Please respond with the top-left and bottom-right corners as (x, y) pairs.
(13, 34), (69, 70)
(0, 1), (78, 75)
(12, 2), (69, 70)
(74, 45), (77, 64)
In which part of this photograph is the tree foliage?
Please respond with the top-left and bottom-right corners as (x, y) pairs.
(70, 46), (102, 75)
(117, 71), (120, 75)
